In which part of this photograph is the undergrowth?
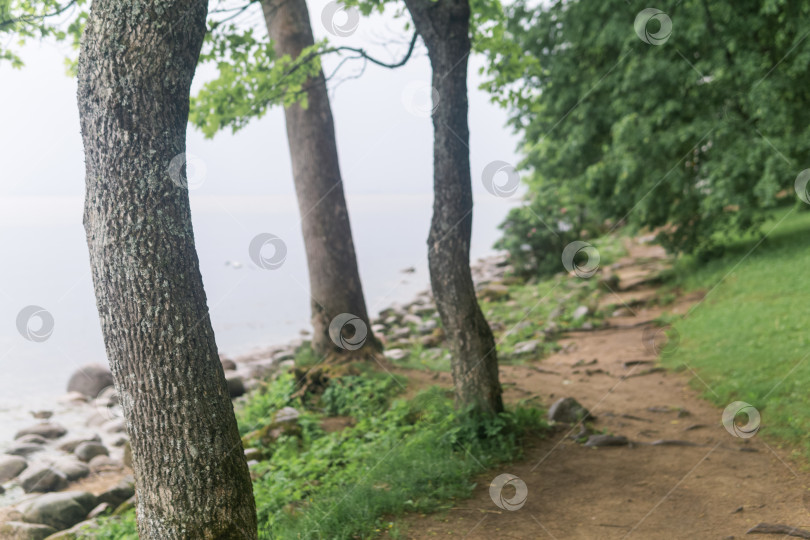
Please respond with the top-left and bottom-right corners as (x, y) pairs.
(86, 366), (546, 539)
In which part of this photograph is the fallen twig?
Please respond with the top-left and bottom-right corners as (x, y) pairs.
(746, 523), (810, 538)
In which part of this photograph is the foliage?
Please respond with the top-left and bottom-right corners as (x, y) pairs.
(189, 19), (325, 137)
(86, 511), (138, 540)
(480, 236), (625, 357)
(236, 371), (300, 436)
(250, 384), (545, 539)
(0, 0), (86, 68)
(661, 207), (810, 460)
(85, 368), (546, 539)
(319, 374), (403, 417)
(3, 0), (512, 136)
(0, 0), (323, 117)
(494, 181), (600, 277)
(485, 0), (810, 258)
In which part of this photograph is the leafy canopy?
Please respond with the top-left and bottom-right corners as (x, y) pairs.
(0, 0), (86, 68)
(485, 0), (810, 269)
(3, 0), (509, 140)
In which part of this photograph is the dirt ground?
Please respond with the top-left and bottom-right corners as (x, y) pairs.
(389, 242), (810, 539)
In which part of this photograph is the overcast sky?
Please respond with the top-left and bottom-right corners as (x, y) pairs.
(0, 0), (522, 211)
(0, 1), (525, 401)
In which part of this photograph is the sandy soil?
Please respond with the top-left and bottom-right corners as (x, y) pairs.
(388, 241), (810, 539)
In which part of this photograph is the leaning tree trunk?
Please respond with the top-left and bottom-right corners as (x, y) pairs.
(77, 1), (257, 537)
(262, 0), (378, 357)
(403, 0), (503, 414)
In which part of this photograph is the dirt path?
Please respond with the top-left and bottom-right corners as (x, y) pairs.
(391, 241), (810, 539)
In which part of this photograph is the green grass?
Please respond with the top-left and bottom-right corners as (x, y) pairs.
(482, 232), (627, 360)
(248, 371), (546, 539)
(85, 363), (546, 539)
(662, 207), (810, 459)
(83, 511), (137, 540)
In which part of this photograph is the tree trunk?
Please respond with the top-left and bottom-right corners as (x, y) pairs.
(261, 0), (378, 357)
(402, 0), (504, 414)
(76, 1), (257, 538)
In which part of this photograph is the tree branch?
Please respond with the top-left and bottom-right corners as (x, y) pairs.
(325, 31), (419, 70)
(0, 0), (79, 31)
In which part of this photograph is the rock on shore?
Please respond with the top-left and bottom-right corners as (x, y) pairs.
(66, 365), (114, 399)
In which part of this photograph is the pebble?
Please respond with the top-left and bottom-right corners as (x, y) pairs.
(57, 435), (102, 454)
(18, 465), (68, 493)
(74, 442), (109, 463)
(548, 397), (594, 424)
(227, 376), (246, 398)
(101, 418), (126, 434)
(109, 435), (129, 447)
(21, 491), (97, 531)
(88, 456), (122, 473)
(15, 435), (48, 446)
(478, 283), (510, 302)
(39, 519), (99, 538)
(244, 448), (262, 461)
(98, 477), (135, 508)
(390, 327), (410, 340)
(112, 495), (136, 516)
(274, 407), (300, 424)
(14, 423), (68, 441)
(66, 364), (114, 399)
(513, 340), (540, 355)
(51, 458), (90, 483)
(0, 521), (58, 539)
(384, 349), (408, 361)
(401, 314), (422, 326)
(572, 305), (590, 320)
(0, 455), (28, 482)
(417, 320), (438, 334)
(57, 392), (89, 405)
(246, 359), (278, 380)
(220, 357), (237, 371)
(584, 434), (630, 447)
(4, 444), (44, 458)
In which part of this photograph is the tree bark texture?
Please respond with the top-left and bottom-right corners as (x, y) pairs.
(402, 0), (504, 414)
(262, 0), (378, 357)
(77, 1), (258, 537)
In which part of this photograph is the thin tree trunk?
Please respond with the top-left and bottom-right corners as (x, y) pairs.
(77, 1), (257, 537)
(403, 0), (504, 414)
(261, 0), (378, 357)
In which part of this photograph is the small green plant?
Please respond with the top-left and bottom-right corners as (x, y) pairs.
(84, 511), (138, 539)
(495, 183), (599, 279)
(84, 373), (547, 540)
(320, 374), (404, 417)
(236, 371), (299, 436)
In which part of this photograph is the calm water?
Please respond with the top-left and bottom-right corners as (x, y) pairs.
(0, 193), (514, 439)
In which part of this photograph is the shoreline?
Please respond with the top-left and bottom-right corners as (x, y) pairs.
(0, 253), (511, 514)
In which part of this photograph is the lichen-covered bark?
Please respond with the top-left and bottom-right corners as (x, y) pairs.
(403, 0), (504, 414)
(261, 0), (378, 357)
(77, 1), (257, 537)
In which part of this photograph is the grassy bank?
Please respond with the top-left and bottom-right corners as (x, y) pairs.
(662, 207), (810, 460)
(87, 367), (546, 539)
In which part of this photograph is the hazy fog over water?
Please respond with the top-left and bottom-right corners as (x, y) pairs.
(0, 3), (521, 408)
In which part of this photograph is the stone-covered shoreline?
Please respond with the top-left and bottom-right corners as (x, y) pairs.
(0, 254), (513, 539)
